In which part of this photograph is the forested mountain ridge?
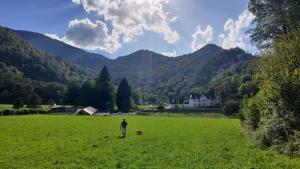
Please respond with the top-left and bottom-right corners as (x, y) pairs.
(11, 27), (254, 100)
(107, 44), (254, 99)
(15, 29), (110, 69)
(0, 27), (94, 84)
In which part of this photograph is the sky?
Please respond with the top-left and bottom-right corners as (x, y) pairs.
(0, 0), (256, 59)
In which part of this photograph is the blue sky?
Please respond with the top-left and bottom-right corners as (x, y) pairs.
(0, 0), (255, 58)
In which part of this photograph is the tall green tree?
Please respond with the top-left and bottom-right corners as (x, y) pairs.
(95, 66), (115, 111)
(65, 82), (81, 105)
(242, 28), (300, 150)
(77, 79), (96, 106)
(97, 66), (110, 84)
(27, 93), (41, 109)
(116, 78), (132, 113)
(249, 0), (300, 48)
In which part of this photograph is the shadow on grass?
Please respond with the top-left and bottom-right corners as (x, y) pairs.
(117, 136), (125, 139)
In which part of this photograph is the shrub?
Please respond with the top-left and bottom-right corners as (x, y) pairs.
(0, 109), (49, 116)
(13, 98), (24, 109)
(157, 104), (165, 110)
(241, 97), (261, 130)
(223, 100), (240, 115)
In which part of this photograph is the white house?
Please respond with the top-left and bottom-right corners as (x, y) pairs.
(188, 94), (220, 108)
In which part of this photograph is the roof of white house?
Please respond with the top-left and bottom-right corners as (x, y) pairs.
(190, 93), (216, 99)
(74, 106), (98, 115)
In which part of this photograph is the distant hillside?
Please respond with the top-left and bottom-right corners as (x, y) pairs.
(15, 29), (110, 69)
(106, 44), (254, 98)
(12, 28), (254, 99)
(0, 27), (94, 84)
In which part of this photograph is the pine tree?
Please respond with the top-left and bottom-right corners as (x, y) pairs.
(95, 66), (115, 111)
(97, 66), (110, 84)
(116, 78), (132, 113)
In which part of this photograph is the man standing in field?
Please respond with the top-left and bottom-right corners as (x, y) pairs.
(120, 119), (128, 138)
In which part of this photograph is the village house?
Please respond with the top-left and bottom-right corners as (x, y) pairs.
(188, 93), (220, 108)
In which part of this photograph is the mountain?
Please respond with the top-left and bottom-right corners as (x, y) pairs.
(106, 44), (254, 98)
(14, 30), (110, 69)
(12, 28), (254, 99)
(0, 27), (94, 84)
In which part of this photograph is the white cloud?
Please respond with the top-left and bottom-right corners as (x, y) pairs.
(219, 10), (255, 50)
(45, 34), (61, 40)
(66, 0), (180, 53)
(62, 18), (121, 52)
(161, 50), (177, 57)
(46, 18), (121, 53)
(72, 0), (81, 4)
(191, 25), (213, 52)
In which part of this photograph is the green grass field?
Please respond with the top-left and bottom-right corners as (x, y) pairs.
(0, 115), (299, 169)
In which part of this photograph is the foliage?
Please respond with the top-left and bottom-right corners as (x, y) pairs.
(242, 28), (300, 152)
(249, 0), (300, 48)
(116, 78), (132, 113)
(0, 27), (94, 83)
(207, 59), (259, 114)
(0, 27), (95, 105)
(95, 66), (115, 111)
(223, 100), (240, 116)
(105, 45), (254, 102)
(13, 98), (24, 109)
(27, 93), (42, 109)
(241, 97), (260, 130)
(0, 109), (49, 116)
(157, 104), (165, 110)
(64, 82), (81, 106)
(239, 81), (258, 97)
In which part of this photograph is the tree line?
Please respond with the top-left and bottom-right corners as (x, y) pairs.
(65, 66), (134, 113)
(241, 0), (300, 154)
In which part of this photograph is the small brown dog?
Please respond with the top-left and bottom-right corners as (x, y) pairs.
(136, 130), (143, 135)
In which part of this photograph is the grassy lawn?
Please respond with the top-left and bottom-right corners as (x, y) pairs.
(0, 115), (299, 169)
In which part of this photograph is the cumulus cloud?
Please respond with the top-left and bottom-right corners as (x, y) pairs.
(45, 34), (61, 40)
(65, 0), (180, 52)
(61, 18), (121, 52)
(46, 18), (121, 53)
(219, 10), (255, 49)
(161, 50), (177, 57)
(191, 25), (213, 52)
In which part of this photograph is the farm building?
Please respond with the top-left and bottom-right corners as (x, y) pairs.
(74, 107), (98, 115)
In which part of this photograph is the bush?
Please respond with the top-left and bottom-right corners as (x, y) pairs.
(13, 98), (24, 109)
(0, 109), (49, 116)
(157, 104), (165, 110)
(223, 100), (240, 115)
(241, 97), (261, 130)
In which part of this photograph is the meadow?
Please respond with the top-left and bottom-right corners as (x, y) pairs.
(0, 115), (299, 169)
